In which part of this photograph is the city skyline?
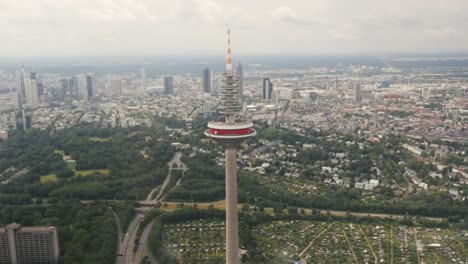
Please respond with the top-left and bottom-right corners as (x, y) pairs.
(0, 2), (467, 264)
(1, 0), (468, 57)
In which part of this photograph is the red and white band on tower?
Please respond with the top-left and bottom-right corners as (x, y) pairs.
(205, 29), (256, 264)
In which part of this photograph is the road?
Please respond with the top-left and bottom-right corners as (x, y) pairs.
(117, 216), (142, 264)
(112, 209), (123, 264)
(134, 220), (156, 264)
(154, 152), (187, 201)
(117, 152), (187, 264)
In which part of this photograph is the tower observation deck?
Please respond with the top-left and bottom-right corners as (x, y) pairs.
(204, 29), (255, 264)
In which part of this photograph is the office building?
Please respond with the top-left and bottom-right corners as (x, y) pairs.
(202, 67), (212, 93)
(25, 79), (39, 109)
(86, 74), (94, 99)
(77, 74), (87, 99)
(111, 79), (122, 97)
(25, 113), (32, 129)
(141, 68), (148, 96)
(12, 92), (21, 110)
(15, 110), (25, 131)
(354, 83), (362, 103)
(164, 76), (173, 95)
(37, 82), (44, 97)
(236, 63), (243, 98)
(0, 223), (59, 264)
(70, 76), (78, 97)
(457, 88), (465, 98)
(15, 67), (26, 99)
(262, 78), (273, 100)
(422, 87), (431, 100)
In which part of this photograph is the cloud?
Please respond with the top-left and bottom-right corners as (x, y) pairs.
(425, 27), (460, 37)
(180, 0), (224, 23)
(0, 0), (467, 56)
(269, 6), (321, 26)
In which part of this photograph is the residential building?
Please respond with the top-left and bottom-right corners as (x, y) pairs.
(0, 223), (59, 264)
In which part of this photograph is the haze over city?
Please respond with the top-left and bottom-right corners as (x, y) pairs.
(1, 0), (468, 57)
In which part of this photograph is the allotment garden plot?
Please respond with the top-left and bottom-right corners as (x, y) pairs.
(163, 219), (225, 264)
(251, 221), (468, 264)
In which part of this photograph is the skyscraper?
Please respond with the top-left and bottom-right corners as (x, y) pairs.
(141, 68), (148, 95)
(59, 79), (69, 100)
(12, 91), (22, 110)
(25, 79), (39, 109)
(205, 29), (256, 264)
(15, 110), (26, 131)
(354, 83), (362, 103)
(0, 224), (60, 263)
(70, 76), (78, 97)
(112, 79), (122, 97)
(37, 82), (44, 97)
(86, 74), (94, 99)
(263, 77), (273, 100)
(77, 74), (87, 100)
(16, 67), (26, 99)
(236, 63), (243, 98)
(202, 67), (212, 93)
(164, 76), (173, 95)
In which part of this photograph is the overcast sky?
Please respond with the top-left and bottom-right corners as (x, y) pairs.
(1, 0), (467, 57)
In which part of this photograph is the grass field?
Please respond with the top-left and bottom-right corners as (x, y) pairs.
(76, 169), (110, 177)
(53, 149), (64, 155)
(40, 174), (58, 183)
(67, 162), (110, 177)
(88, 137), (111, 142)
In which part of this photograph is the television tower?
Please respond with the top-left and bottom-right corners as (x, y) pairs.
(205, 29), (256, 264)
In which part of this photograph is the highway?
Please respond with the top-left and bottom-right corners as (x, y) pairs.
(117, 152), (187, 264)
(112, 209), (123, 264)
(134, 220), (156, 264)
(116, 216), (143, 264)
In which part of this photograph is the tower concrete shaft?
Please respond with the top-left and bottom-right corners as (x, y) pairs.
(205, 29), (256, 264)
(225, 146), (239, 264)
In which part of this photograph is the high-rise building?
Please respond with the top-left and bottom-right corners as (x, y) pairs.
(12, 91), (21, 110)
(0, 223), (59, 264)
(262, 78), (273, 100)
(164, 76), (173, 95)
(16, 67), (26, 99)
(205, 29), (256, 264)
(112, 79), (122, 97)
(86, 74), (94, 99)
(15, 110), (25, 131)
(236, 63), (243, 98)
(422, 87), (431, 100)
(202, 67), (212, 93)
(141, 68), (148, 96)
(456, 88), (465, 98)
(77, 74), (87, 99)
(70, 76), (78, 97)
(354, 83), (362, 103)
(29, 72), (37, 80)
(25, 79), (39, 109)
(25, 113), (32, 129)
(59, 79), (70, 99)
(37, 82), (44, 97)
